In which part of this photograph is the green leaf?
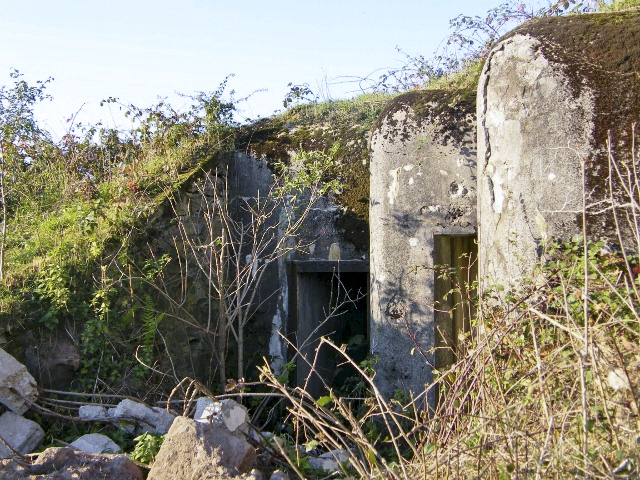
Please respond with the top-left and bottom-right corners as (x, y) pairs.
(305, 440), (319, 452)
(317, 396), (332, 407)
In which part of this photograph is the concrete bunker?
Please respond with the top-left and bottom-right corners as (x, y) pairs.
(226, 11), (640, 400)
(477, 11), (640, 291)
(288, 260), (369, 398)
(370, 89), (477, 400)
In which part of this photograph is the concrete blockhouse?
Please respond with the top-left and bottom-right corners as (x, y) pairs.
(478, 11), (640, 292)
(369, 90), (477, 399)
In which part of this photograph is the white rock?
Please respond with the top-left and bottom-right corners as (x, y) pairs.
(220, 400), (248, 433)
(194, 397), (217, 422)
(70, 433), (121, 453)
(0, 348), (38, 415)
(608, 369), (631, 392)
(194, 398), (248, 433)
(0, 411), (44, 459)
(78, 405), (107, 420)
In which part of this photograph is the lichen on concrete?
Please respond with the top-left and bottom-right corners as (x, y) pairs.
(504, 11), (640, 237)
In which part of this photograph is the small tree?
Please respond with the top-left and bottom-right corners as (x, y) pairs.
(167, 147), (342, 387)
(0, 69), (52, 279)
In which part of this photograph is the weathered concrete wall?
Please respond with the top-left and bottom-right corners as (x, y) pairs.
(228, 153), (368, 379)
(227, 153), (285, 376)
(370, 90), (476, 399)
(478, 11), (640, 292)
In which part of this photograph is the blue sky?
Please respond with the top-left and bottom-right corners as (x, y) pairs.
(2, 0), (527, 139)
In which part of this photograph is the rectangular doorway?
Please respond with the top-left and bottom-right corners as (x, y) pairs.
(289, 261), (369, 398)
(433, 235), (478, 370)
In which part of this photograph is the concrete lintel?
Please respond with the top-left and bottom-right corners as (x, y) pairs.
(291, 260), (369, 273)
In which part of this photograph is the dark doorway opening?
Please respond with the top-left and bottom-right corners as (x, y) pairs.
(289, 261), (369, 398)
(434, 235), (478, 370)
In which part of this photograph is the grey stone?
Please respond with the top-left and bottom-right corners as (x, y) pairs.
(78, 405), (107, 420)
(69, 433), (121, 454)
(308, 449), (349, 473)
(0, 348), (37, 415)
(28, 446), (143, 479)
(150, 406), (175, 434)
(308, 456), (340, 472)
(147, 416), (256, 479)
(370, 90), (477, 401)
(108, 399), (175, 434)
(269, 471), (290, 480)
(0, 411), (44, 459)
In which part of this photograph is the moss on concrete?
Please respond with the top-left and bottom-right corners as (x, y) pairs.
(504, 10), (640, 74)
(235, 97), (389, 252)
(505, 11), (640, 236)
(375, 87), (477, 147)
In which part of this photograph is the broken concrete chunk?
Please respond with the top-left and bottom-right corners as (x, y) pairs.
(194, 397), (249, 433)
(78, 405), (107, 420)
(147, 416), (256, 479)
(70, 433), (121, 454)
(0, 411), (44, 459)
(108, 399), (175, 434)
(194, 396), (215, 421)
(151, 406), (175, 434)
(0, 348), (38, 415)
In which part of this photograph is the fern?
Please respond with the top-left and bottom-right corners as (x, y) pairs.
(139, 294), (164, 366)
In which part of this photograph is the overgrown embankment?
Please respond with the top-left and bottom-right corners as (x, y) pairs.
(0, 88), (233, 397)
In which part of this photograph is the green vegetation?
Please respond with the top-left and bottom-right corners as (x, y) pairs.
(0, 73), (236, 397)
(598, 0), (640, 10)
(258, 235), (640, 477)
(130, 432), (165, 465)
(237, 92), (393, 252)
